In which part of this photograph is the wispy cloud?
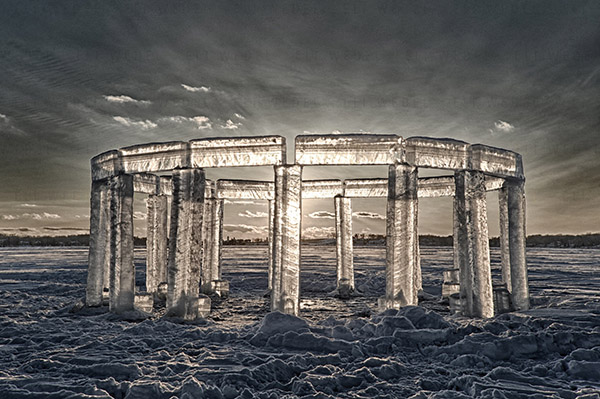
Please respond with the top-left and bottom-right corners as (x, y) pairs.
(4, 212), (62, 220)
(493, 120), (515, 132)
(25, 212), (61, 220)
(181, 84), (211, 93)
(308, 211), (335, 219)
(221, 119), (242, 130)
(224, 223), (268, 235)
(303, 226), (336, 239)
(234, 113), (245, 120)
(104, 95), (151, 105)
(160, 115), (212, 129)
(238, 210), (268, 218)
(353, 211), (385, 220)
(113, 116), (157, 130)
(19, 203), (38, 208)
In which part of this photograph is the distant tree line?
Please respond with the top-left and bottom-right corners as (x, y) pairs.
(1, 233), (599, 248)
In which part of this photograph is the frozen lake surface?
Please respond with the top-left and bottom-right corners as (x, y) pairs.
(0, 246), (599, 398)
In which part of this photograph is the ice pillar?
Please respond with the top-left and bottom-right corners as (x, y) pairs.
(498, 186), (511, 291)
(381, 163), (419, 310)
(108, 174), (135, 313)
(454, 171), (494, 318)
(271, 165), (302, 315)
(506, 179), (529, 311)
(201, 197), (225, 295)
(167, 168), (205, 319)
(334, 196), (354, 297)
(86, 180), (110, 307)
(146, 194), (168, 293)
(267, 199), (275, 291)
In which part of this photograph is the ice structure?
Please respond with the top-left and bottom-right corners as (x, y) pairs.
(86, 134), (528, 319)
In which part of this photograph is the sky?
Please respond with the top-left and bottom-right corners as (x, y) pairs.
(0, 1), (599, 238)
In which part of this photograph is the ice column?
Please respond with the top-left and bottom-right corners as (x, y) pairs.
(108, 174), (135, 313)
(271, 165), (302, 315)
(334, 196), (354, 297)
(202, 196), (225, 295)
(146, 194), (168, 293)
(506, 179), (529, 310)
(498, 186), (512, 291)
(267, 199), (275, 291)
(454, 171), (494, 318)
(381, 163), (419, 309)
(86, 180), (110, 306)
(167, 168), (206, 319)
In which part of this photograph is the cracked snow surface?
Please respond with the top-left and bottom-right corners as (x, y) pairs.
(0, 246), (599, 398)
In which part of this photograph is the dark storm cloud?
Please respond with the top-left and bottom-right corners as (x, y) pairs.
(0, 1), (598, 234)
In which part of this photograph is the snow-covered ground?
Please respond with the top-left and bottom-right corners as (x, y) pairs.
(0, 246), (599, 398)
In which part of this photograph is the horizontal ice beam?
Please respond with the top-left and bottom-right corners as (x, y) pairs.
(216, 180), (274, 200)
(191, 136), (286, 168)
(470, 144), (524, 179)
(302, 180), (343, 199)
(295, 134), (402, 165)
(91, 136), (286, 181)
(405, 137), (470, 170)
(215, 176), (506, 200)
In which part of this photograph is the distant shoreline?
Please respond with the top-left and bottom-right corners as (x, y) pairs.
(1, 233), (599, 249)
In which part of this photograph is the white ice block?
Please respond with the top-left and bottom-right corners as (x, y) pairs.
(382, 163), (419, 309)
(271, 165), (302, 315)
(506, 179), (529, 311)
(134, 293), (154, 313)
(91, 150), (121, 182)
(108, 174), (135, 313)
(191, 136), (285, 168)
(454, 170), (494, 318)
(167, 169), (205, 320)
(86, 180), (110, 307)
(335, 196), (354, 297)
(295, 134), (402, 165)
(146, 195), (168, 293)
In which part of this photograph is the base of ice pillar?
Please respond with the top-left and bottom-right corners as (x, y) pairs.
(197, 294), (211, 318)
(377, 297), (405, 312)
(336, 278), (354, 299)
(134, 293), (154, 313)
(201, 280), (229, 297)
(493, 283), (512, 315)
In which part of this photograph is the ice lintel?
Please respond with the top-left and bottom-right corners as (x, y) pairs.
(295, 134), (402, 165)
(190, 135), (286, 168)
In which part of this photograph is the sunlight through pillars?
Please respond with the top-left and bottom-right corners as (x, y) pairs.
(271, 165), (302, 315)
(108, 174), (135, 313)
(380, 163), (419, 310)
(167, 168), (206, 320)
(334, 196), (354, 298)
(454, 171), (494, 318)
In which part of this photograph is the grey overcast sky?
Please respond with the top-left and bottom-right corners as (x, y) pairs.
(0, 1), (599, 238)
